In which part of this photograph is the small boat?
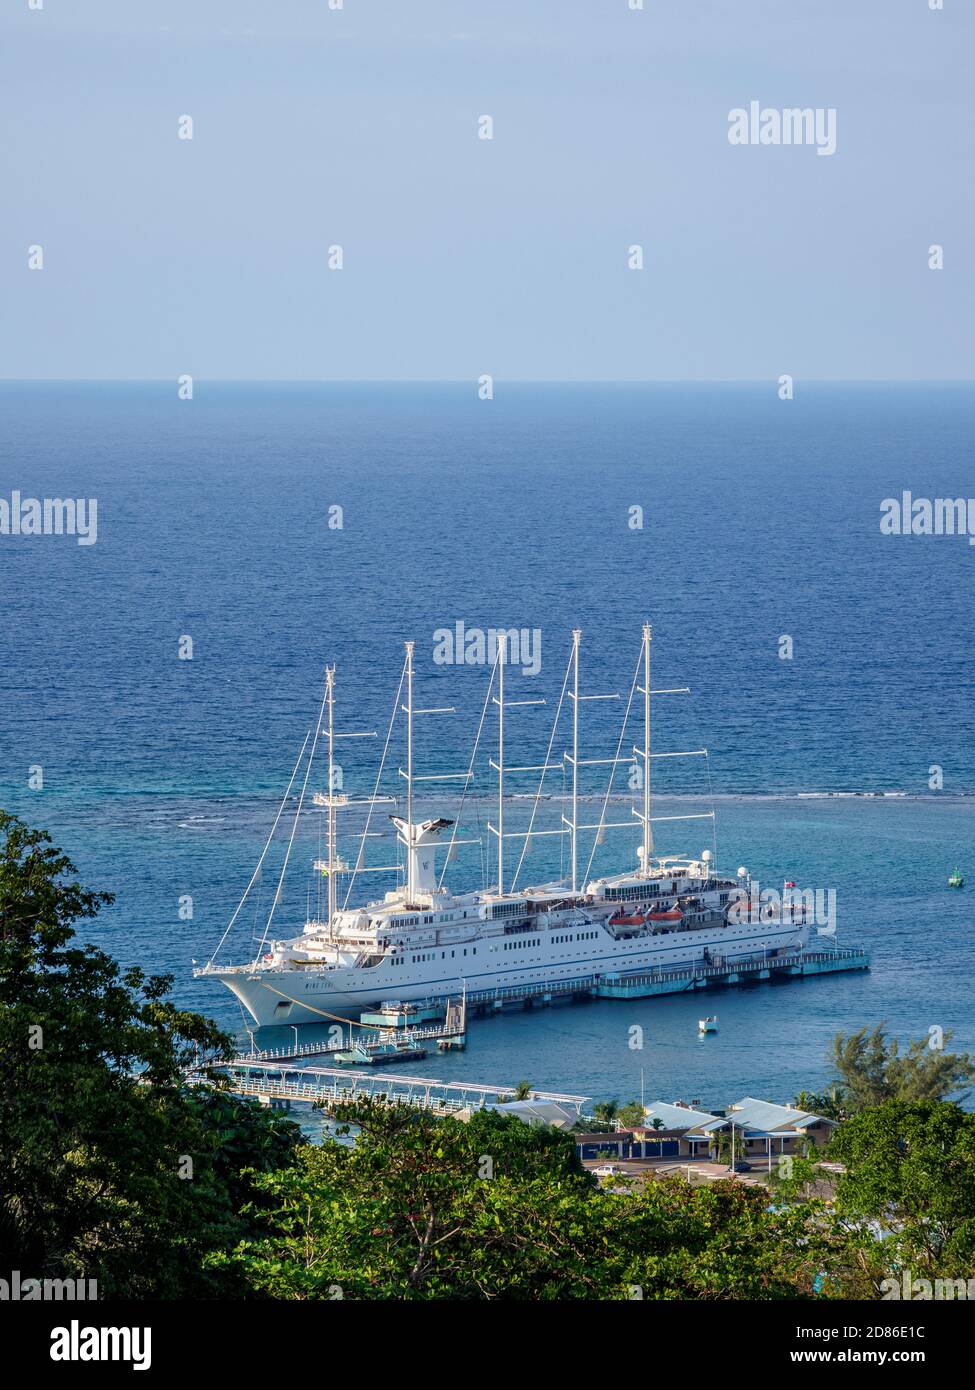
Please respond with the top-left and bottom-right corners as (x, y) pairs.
(609, 910), (645, 927)
(647, 907), (683, 923)
(698, 1015), (719, 1035)
(948, 869), (964, 889)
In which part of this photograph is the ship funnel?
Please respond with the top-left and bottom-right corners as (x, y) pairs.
(390, 816), (454, 899)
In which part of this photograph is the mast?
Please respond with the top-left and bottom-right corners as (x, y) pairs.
(497, 632), (506, 894)
(325, 664), (337, 926)
(405, 639), (415, 904)
(570, 627), (581, 892)
(641, 621), (654, 874)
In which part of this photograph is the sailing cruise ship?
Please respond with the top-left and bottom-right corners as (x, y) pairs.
(195, 627), (810, 1027)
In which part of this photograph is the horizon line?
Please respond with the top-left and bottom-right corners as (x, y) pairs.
(1, 377), (974, 387)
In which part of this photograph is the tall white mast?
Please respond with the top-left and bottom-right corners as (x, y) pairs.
(641, 622), (654, 874)
(325, 665), (337, 924)
(497, 632), (506, 894)
(405, 639), (415, 904)
(570, 627), (581, 892)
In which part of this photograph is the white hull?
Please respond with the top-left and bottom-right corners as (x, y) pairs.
(213, 918), (808, 1027)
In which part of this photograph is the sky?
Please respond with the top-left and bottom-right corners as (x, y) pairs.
(1, 0), (972, 380)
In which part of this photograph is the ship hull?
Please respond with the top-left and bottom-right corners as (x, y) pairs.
(209, 920), (809, 1027)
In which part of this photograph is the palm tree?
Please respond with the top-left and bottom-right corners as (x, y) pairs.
(710, 1123), (747, 1169)
(513, 1080), (533, 1101)
(593, 1098), (620, 1125)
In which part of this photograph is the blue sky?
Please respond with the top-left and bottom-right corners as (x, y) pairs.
(1, 0), (971, 379)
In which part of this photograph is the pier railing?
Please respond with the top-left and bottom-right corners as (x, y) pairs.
(196, 1062), (589, 1115)
(236, 1018), (463, 1064)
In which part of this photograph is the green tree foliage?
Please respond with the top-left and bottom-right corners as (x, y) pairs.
(0, 812), (300, 1296)
(592, 1099), (620, 1124)
(617, 1101), (647, 1129)
(709, 1124), (748, 1168)
(794, 1084), (848, 1121)
(214, 1098), (849, 1300)
(825, 1024), (975, 1113)
(827, 1100), (975, 1284)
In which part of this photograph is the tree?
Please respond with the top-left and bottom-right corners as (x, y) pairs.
(0, 811), (300, 1297)
(593, 1099), (620, 1126)
(827, 1100), (975, 1285)
(710, 1124), (747, 1169)
(826, 1024), (975, 1113)
(617, 1101), (647, 1129)
(216, 1097), (854, 1300)
(513, 1079), (533, 1101)
(795, 1084), (848, 1121)
(213, 1097), (610, 1299)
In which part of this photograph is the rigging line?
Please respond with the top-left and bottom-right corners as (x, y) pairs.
(342, 654), (407, 912)
(439, 651), (497, 890)
(510, 644), (573, 891)
(256, 678), (330, 963)
(581, 644), (642, 887)
(206, 731), (311, 967)
(257, 980), (378, 1031)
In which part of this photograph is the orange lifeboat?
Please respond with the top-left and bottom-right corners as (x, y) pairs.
(646, 907), (683, 923)
(609, 910), (644, 927)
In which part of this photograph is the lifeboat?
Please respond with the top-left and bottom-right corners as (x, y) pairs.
(609, 910), (644, 927)
(646, 907), (683, 923)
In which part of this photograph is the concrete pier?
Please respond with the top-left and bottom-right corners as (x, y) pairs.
(595, 945), (869, 1000)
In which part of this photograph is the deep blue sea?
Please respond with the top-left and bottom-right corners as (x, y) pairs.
(1, 382), (973, 1112)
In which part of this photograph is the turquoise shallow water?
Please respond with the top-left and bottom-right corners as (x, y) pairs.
(1, 382), (973, 1107)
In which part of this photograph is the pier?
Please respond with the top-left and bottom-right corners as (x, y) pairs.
(409, 945), (869, 1014)
(204, 1061), (589, 1116)
(595, 945), (869, 999)
(237, 997), (468, 1064)
(236, 1017), (465, 1066)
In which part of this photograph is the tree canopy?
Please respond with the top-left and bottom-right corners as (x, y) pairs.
(213, 1097), (848, 1300)
(828, 1100), (975, 1284)
(0, 810), (300, 1297)
(797, 1023), (975, 1118)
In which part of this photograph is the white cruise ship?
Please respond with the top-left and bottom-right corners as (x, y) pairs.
(195, 627), (809, 1027)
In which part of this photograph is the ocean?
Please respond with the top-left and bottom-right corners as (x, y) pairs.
(1, 381), (973, 1110)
